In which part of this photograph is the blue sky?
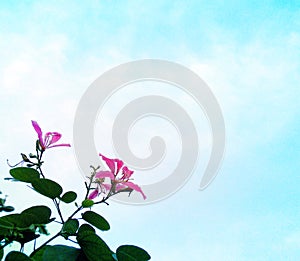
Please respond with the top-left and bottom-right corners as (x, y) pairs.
(0, 1), (300, 260)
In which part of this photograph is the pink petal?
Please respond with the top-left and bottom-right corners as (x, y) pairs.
(31, 120), (42, 136)
(102, 183), (112, 191)
(45, 132), (62, 144)
(99, 154), (116, 173)
(48, 143), (71, 148)
(31, 120), (45, 148)
(115, 158), (124, 174)
(95, 170), (115, 180)
(88, 189), (99, 200)
(123, 181), (146, 200)
(115, 183), (127, 191)
(122, 166), (134, 180)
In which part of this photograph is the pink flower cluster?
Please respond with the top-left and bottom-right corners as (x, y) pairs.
(89, 154), (146, 200)
(31, 120), (145, 200)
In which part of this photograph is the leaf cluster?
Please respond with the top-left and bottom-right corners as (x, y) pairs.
(1, 167), (150, 261)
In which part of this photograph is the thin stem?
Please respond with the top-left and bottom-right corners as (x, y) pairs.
(35, 149), (64, 223)
(6, 159), (24, 168)
(68, 206), (83, 220)
(53, 199), (64, 224)
(68, 190), (110, 220)
(33, 231), (61, 254)
(84, 180), (92, 200)
(94, 195), (110, 205)
(84, 166), (99, 199)
(67, 238), (78, 244)
(36, 149), (45, 178)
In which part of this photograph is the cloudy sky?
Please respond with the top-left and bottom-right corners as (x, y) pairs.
(1, 1), (300, 260)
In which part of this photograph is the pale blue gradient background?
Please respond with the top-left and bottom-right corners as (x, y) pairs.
(0, 1), (300, 260)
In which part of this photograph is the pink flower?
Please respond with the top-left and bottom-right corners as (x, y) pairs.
(31, 120), (71, 150)
(94, 153), (146, 200)
(88, 188), (99, 200)
(88, 179), (112, 200)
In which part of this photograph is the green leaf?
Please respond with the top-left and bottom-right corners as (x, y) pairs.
(21, 205), (52, 224)
(30, 246), (47, 260)
(78, 223), (95, 234)
(82, 211), (110, 231)
(61, 219), (79, 238)
(0, 214), (29, 228)
(0, 206), (52, 241)
(31, 179), (63, 199)
(0, 248), (3, 260)
(30, 245), (84, 261)
(77, 231), (114, 261)
(76, 251), (89, 261)
(81, 199), (94, 208)
(5, 251), (32, 261)
(9, 167), (40, 183)
(60, 191), (77, 203)
(0, 216), (14, 230)
(37, 225), (49, 235)
(43, 245), (81, 261)
(2, 206), (14, 212)
(116, 245), (151, 261)
(15, 231), (40, 245)
(0, 228), (11, 237)
(0, 214), (41, 243)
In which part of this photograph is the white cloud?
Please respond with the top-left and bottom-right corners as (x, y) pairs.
(188, 35), (300, 163)
(284, 230), (300, 248)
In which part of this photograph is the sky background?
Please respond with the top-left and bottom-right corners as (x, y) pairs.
(0, 1), (300, 260)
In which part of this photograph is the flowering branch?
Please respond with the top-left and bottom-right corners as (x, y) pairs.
(0, 120), (150, 261)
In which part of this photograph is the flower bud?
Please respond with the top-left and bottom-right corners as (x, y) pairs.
(21, 153), (30, 162)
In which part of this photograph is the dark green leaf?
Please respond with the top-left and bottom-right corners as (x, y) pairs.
(0, 208), (49, 242)
(43, 245), (81, 261)
(21, 206), (52, 224)
(31, 179), (62, 199)
(77, 231), (114, 261)
(0, 227), (11, 237)
(81, 199), (94, 208)
(0, 248), (3, 260)
(76, 251), (89, 261)
(0, 215), (40, 243)
(9, 167), (40, 183)
(60, 191), (77, 203)
(82, 211), (110, 231)
(30, 246), (47, 260)
(37, 225), (49, 235)
(0, 214), (29, 228)
(61, 219), (79, 238)
(30, 245), (83, 261)
(2, 206), (14, 212)
(78, 223), (95, 234)
(0, 216), (14, 229)
(5, 251), (32, 261)
(116, 245), (151, 261)
(16, 231), (40, 245)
